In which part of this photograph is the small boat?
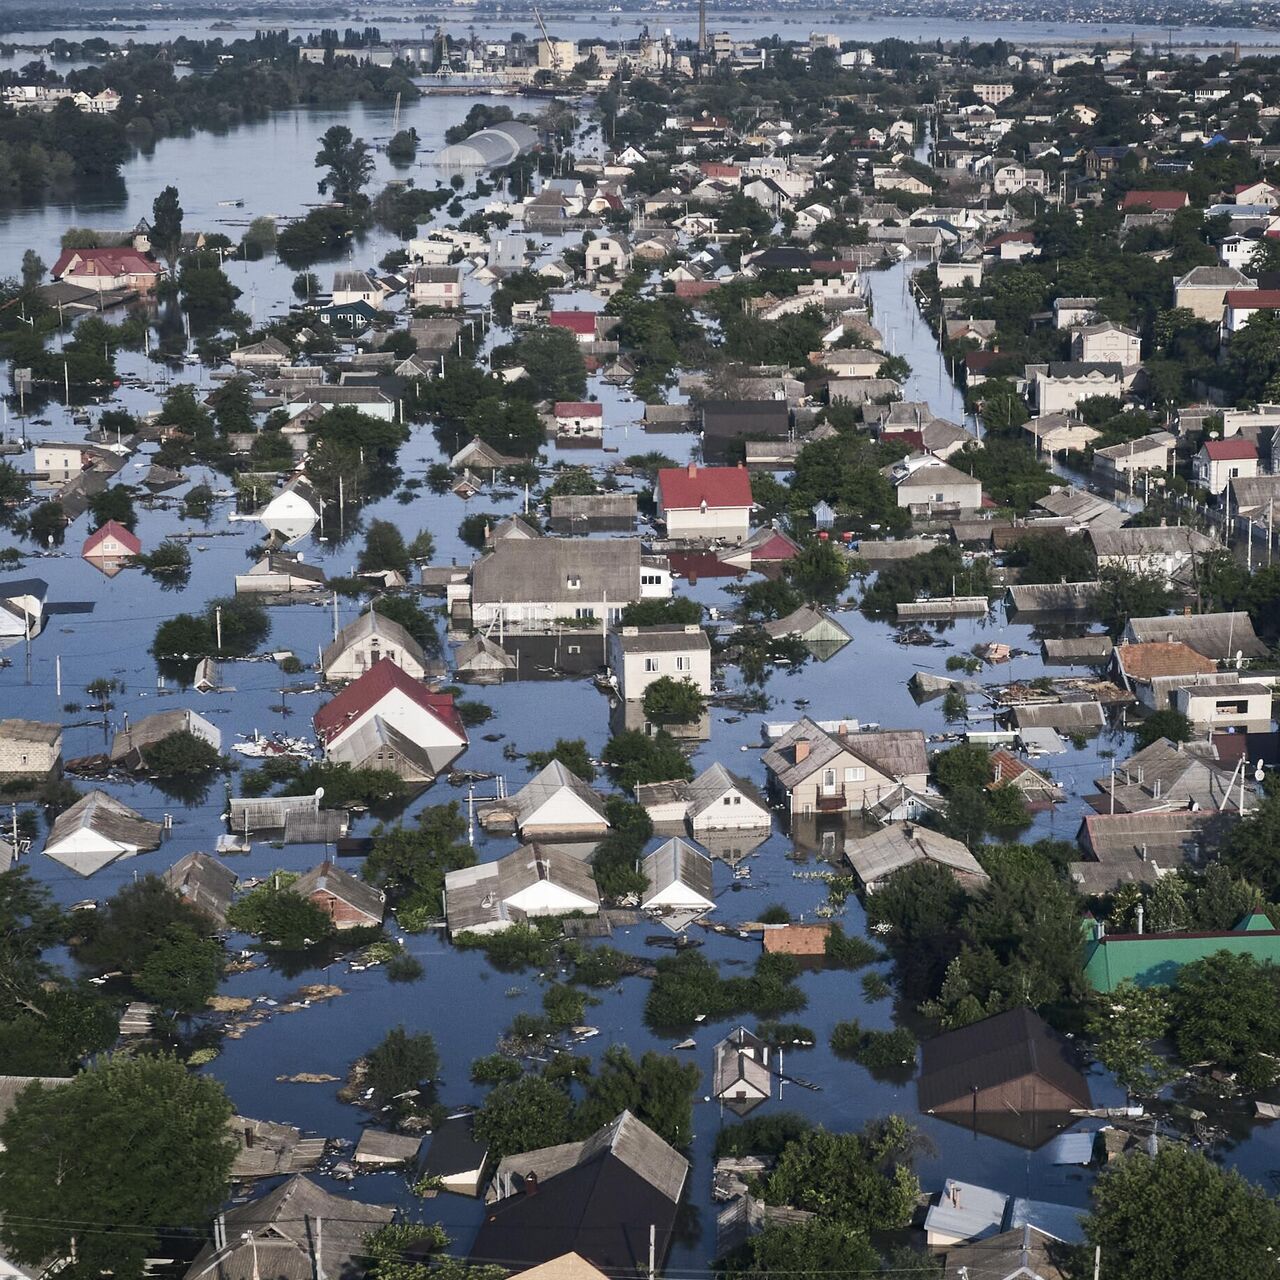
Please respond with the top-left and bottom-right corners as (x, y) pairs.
(217, 198), (245, 207)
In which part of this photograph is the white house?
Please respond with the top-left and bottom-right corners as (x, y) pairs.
(890, 457), (983, 512)
(488, 760), (610, 839)
(443, 845), (601, 936)
(656, 463), (754, 542)
(713, 1027), (772, 1113)
(641, 837), (716, 915)
(408, 265), (463, 310)
(332, 271), (385, 309)
(321, 609), (431, 682)
(1194, 438), (1259, 496)
(1071, 322), (1141, 365)
(609, 624), (712, 702)
(313, 660), (467, 778)
(44, 790), (163, 877)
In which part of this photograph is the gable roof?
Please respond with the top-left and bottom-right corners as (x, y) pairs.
(185, 1175), (393, 1280)
(82, 519), (141, 558)
(918, 1007), (1092, 1113)
(164, 852), (237, 926)
(52, 247), (159, 278)
(657, 464), (753, 510)
(684, 763), (769, 820)
(1201, 437), (1257, 461)
(313, 660), (465, 745)
(321, 608), (427, 673)
(46, 789), (162, 860)
(508, 761), (609, 828)
(291, 860), (385, 921)
(846, 822), (988, 887)
(1124, 611), (1268, 660)
(472, 538), (647, 606)
(475, 1112), (688, 1274)
(1113, 641), (1217, 680)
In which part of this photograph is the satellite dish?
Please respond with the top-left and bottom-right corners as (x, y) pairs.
(315, 786), (325, 800)
(1256, 759), (1266, 783)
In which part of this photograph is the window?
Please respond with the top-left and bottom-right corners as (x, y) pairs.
(567, 575), (581, 590)
(574, 607), (595, 620)
(822, 768), (836, 791)
(844, 766), (866, 783)
(644, 657), (659, 672)
(934, 491), (945, 502)
(641, 572), (664, 586)
(567, 644), (580, 655)
(676, 656), (690, 672)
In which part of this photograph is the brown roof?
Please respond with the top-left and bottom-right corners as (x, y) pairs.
(1115, 641), (1217, 680)
(761, 924), (831, 955)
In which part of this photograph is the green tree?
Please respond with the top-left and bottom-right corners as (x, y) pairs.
(358, 519), (410, 575)
(140, 730), (222, 776)
(1088, 980), (1178, 1097)
(1134, 709), (1193, 751)
(722, 1218), (880, 1276)
(602, 729), (693, 790)
(88, 485), (136, 532)
(151, 184), (184, 267)
(1169, 950), (1280, 1088)
(786, 540), (851, 602)
(315, 124), (375, 204)
(76, 876), (213, 974)
(474, 1075), (575, 1159)
(619, 597), (701, 626)
(363, 806), (475, 929)
(641, 676), (705, 726)
(1096, 567), (1176, 635)
(20, 249), (45, 290)
(1004, 529), (1096, 584)
(135, 923), (224, 1013)
(575, 1046), (700, 1147)
(760, 1119), (920, 1230)
(1085, 1144), (1280, 1280)
(363, 1026), (440, 1105)
(524, 738), (596, 782)
(226, 873), (336, 949)
(0, 1057), (236, 1280)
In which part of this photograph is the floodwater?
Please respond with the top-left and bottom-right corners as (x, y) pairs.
(0, 45), (1278, 1275)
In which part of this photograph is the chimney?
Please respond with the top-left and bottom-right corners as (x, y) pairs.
(244, 1125), (255, 1148)
(523, 1172), (539, 1196)
(687, 461), (698, 478)
(794, 738), (810, 763)
(950, 1183), (961, 1207)
(213, 1214), (227, 1253)
(1136, 902), (1145, 935)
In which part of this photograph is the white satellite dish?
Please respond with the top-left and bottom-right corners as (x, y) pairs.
(1256, 759), (1266, 783)
(315, 786), (325, 800)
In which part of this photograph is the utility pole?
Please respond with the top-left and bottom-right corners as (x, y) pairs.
(215, 605), (223, 651)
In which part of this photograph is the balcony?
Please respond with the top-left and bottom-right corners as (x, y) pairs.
(815, 788), (847, 813)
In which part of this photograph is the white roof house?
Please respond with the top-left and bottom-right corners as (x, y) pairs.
(44, 790), (163, 877)
(685, 763), (771, 833)
(712, 1027), (772, 1114)
(489, 761), (611, 839)
(443, 845), (601, 936)
(641, 838), (716, 914)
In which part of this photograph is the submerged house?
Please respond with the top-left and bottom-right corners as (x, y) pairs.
(473, 1111), (689, 1277)
(1083, 912), (1280, 991)
(918, 1008), (1091, 1149)
(713, 1027), (772, 1115)
(762, 718), (929, 818)
(164, 851), (237, 929)
(321, 609), (433, 683)
(0, 719), (62, 781)
(845, 822), (989, 894)
(443, 845), (601, 936)
(480, 761), (610, 840)
(291, 860), (385, 930)
(420, 1113), (489, 1197)
(641, 837), (716, 916)
(313, 660), (467, 783)
(110, 708), (221, 771)
(44, 790), (163, 877)
(184, 1176), (392, 1280)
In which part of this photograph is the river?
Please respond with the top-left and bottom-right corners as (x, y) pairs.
(1, 33), (1278, 1275)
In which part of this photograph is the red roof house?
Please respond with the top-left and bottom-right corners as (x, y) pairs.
(548, 311), (598, 342)
(1202, 438), (1258, 462)
(82, 520), (141, 561)
(656, 463), (754, 542)
(1121, 190), (1189, 212)
(553, 401), (603, 419)
(51, 248), (163, 292)
(314, 660), (467, 781)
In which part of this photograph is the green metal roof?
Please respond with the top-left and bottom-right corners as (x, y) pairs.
(1083, 914), (1280, 992)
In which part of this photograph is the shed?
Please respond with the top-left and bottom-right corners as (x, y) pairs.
(420, 1113), (489, 1196)
(1010, 702), (1106, 732)
(917, 1008), (1091, 1149)
(354, 1130), (423, 1166)
(454, 633), (517, 681)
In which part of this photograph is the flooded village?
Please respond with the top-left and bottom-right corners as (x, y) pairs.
(4, 11), (1280, 1280)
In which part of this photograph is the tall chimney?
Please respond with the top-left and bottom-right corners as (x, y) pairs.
(1135, 903), (1145, 935)
(687, 461), (697, 478)
(794, 739), (810, 763)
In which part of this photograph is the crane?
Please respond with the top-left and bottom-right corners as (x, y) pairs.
(533, 5), (561, 74)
